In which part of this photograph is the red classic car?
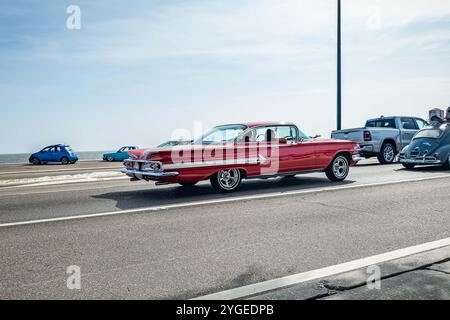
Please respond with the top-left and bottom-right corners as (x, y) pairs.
(122, 122), (361, 193)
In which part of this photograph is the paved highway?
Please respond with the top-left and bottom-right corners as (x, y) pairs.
(0, 161), (122, 180)
(0, 160), (449, 299)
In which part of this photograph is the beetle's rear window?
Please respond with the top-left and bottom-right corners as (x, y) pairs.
(414, 129), (443, 139)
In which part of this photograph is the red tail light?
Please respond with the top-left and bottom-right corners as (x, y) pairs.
(363, 130), (372, 141)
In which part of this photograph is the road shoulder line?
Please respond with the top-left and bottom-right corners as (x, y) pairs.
(193, 238), (450, 300)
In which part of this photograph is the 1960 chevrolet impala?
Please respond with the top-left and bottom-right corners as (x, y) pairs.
(122, 122), (361, 193)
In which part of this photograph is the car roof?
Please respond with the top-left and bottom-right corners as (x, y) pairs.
(215, 122), (296, 128)
(44, 144), (68, 148)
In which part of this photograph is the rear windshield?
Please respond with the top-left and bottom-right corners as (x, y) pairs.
(365, 119), (396, 128)
(414, 129), (443, 139)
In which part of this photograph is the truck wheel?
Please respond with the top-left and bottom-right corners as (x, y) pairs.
(378, 143), (396, 164)
(325, 155), (349, 182)
(31, 157), (40, 165)
(402, 163), (416, 169)
(61, 157), (69, 165)
(210, 169), (242, 193)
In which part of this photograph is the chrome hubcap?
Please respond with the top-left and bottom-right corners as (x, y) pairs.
(384, 145), (395, 162)
(218, 169), (240, 190)
(333, 156), (349, 178)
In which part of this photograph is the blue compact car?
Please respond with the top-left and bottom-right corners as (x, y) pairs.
(29, 144), (79, 165)
(103, 146), (138, 162)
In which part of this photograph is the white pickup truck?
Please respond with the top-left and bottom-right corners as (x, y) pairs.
(331, 116), (428, 164)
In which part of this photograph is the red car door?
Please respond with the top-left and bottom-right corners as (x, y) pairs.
(256, 125), (318, 173)
(281, 140), (318, 172)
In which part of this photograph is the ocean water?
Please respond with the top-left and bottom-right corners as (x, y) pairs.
(0, 151), (113, 164)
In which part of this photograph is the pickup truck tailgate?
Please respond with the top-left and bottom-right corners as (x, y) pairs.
(331, 128), (364, 144)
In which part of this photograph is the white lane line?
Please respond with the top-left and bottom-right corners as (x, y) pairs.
(193, 237), (450, 300)
(0, 174), (449, 228)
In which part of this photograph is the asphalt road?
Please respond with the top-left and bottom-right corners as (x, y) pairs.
(0, 161), (122, 180)
(0, 160), (449, 299)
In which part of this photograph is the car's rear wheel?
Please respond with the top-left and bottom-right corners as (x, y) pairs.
(326, 155), (349, 182)
(378, 143), (396, 164)
(61, 157), (69, 165)
(106, 156), (114, 162)
(31, 157), (40, 165)
(210, 168), (242, 193)
(402, 163), (416, 169)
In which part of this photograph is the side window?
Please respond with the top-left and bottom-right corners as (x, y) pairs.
(255, 127), (269, 142)
(55, 146), (61, 152)
(366, 119), (396, 128)
(276, 126), (291, 139)
(415, 118), (427, 130)
(290, 126), (298, 141)
(242, 126), (298, 143)
(401, 118), (417, 130)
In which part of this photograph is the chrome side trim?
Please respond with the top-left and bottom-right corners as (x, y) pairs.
(121, 168), (179, 177)
(124, 159), (162, 164)
(246, 169), (323, 180)
(163, 155), (268, 170)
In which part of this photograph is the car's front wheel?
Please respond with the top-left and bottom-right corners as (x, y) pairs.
(402, 163), (416, 169)
(326, 155), (349, 182)
(378, 143), (396, 164)
(31, 157), (40, 165)
(210, 168), (242, 193)
(106, 156), (114, 162)
(61, 157), (69, 165)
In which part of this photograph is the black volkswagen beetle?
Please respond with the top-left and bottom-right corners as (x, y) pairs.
(399, 121), (450, 170)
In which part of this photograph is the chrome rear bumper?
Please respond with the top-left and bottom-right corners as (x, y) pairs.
(352, 154), (362, 162)
(399, 156), (442, 164)
(121, 168), (179, 178)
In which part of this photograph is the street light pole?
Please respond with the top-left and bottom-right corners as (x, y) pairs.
(337, 0), (342, 130)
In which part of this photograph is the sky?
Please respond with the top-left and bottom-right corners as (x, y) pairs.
(1, 0), (450, 154)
